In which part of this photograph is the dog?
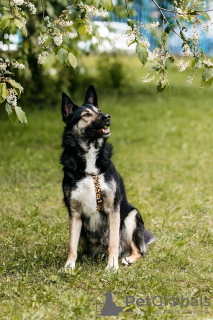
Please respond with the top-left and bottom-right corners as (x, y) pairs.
(60, 85), (155, 270)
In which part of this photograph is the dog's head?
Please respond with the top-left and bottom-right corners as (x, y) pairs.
(61, 85), (111, 139)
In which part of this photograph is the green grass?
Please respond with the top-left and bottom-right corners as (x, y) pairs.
(0, 59), (213, 319)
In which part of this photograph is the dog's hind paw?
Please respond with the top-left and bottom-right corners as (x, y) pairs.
(64, 261), (75, 270)
(121, 258), (132, 266)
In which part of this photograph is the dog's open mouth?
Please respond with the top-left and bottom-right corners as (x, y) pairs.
(91, 126), (110, 137)
(97, 126), (110, 135)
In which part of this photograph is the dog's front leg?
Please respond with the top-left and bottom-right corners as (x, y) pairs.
(65, 214), (82, 269)
(106, 207), (120, 270)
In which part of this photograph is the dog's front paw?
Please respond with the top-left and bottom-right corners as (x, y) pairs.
(106, 263), (119, 271)
(64, 261), (75, 270)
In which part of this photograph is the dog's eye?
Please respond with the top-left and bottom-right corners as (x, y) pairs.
(84, 112), (91, 117)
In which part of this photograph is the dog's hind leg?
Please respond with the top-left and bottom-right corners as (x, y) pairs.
(121, 209), (146, 265)
(65, 215), (82, 269)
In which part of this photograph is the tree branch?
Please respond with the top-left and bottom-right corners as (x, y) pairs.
(124, 0), (130, 20)
(41, 0), (45, 19)
(151, 0), (184, 42)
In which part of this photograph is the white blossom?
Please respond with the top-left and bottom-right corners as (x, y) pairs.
(141, 37), (150, 48)
(38, 33), (48, 45)
(7, 89), (18, 107)
(56, 19), (73, 27)
(141, 73), (155, 83)
(25, 1), (36, 14)
(0, 62), (7, 71)
(38, 51), (49, 64)
(148, 48), (160, 61)
(183, 44), (191, 57)
(186, 74), (194, 84)
(13, 0), (24, 5)
(64, 32), (78, 39)
(176, 58), (190, 72)
(203, 59), (213, 67)
(82, 5), (108, 18)
(140, 21), (159, 29)
(53, 34), (63, 46)
(85, 24), (92, 35)
(11, 60), (25, 69)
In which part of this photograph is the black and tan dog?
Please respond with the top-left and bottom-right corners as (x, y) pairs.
(60, 85), (155, 270)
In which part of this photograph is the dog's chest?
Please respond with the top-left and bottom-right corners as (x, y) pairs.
(71, 174), (110, 231)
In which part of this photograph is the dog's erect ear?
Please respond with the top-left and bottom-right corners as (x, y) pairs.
(61, 92), (77, 123)
(84, 85), (98, 106)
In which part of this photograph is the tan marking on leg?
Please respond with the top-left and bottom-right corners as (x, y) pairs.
(65, 215), (82, 269)
(106, 207), (120, 270)
(122, 241), (142, 265)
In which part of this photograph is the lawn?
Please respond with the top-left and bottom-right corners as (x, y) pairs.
(0, 58), (213, 319)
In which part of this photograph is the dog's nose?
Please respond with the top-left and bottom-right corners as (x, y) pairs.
(102, 114), (111, 121)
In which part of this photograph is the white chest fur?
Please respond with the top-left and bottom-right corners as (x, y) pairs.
(71, 174), (114, 231)
(84, 144), (99, 175)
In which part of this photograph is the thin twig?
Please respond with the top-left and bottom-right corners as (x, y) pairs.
(41, 0), (45, 19)
(151, 0), (184, 42)
(124, 0), (130, 20)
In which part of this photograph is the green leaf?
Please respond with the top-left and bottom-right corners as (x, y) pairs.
(201, 78), (213, 88)
(5, 102), (12, 115)
(157, 79), (168, 93)
(14, 106), (27, 124)
(0, 96), (5, 104)
(57, 48), (68, 65)
(136, 43), (148, 66)
(8, 80), (24, 93)
(68, 52), (77, 70)
(165, 56), (174, 70)
(127, 19), (134, 29)
(14, 19), (24, 29)
(0, 83), (7, 100)
(199, 12), (211, 21)
(8, 108), (18, 122)
(202, 66), (213, 82)
(0, 16), (12, 30)
(100, 0), (113, 11)
(78, 24), (88, 36)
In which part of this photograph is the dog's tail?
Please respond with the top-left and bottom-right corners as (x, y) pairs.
(144, 229), (156, 246)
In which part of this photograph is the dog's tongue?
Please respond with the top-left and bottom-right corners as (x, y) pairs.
(98, 128), (110, 135)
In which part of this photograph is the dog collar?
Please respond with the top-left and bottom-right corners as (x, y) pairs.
(91, 174), (103, 212)
(78, 169), (103, 212)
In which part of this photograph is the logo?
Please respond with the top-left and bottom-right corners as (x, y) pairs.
(92, 292), (122, 318)
(91, 292), (210, 318)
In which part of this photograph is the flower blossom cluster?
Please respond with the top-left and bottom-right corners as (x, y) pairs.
(183, 44), (191, 57)
(55, 19), (73, 27)
(84, 23), (93, 35)
(141, 73), (155, 83)
(0, 62), (7, 71)
(11, 60), (25, 69)
(141, 37), (150, 48)
(38, 33), (48, 45)
(176, 59), (189, 72)
(148, 48), (161, 62)
(140, 21), (159, 29)
(38, 51), (49, 64)
(64, 32), (78, 39)
(7, 88), (18, 107)
(13, 0), (24, 5)
(81, 4), (108, 18)
(25, 1), (36, 14)
(53, 34), (63, 46)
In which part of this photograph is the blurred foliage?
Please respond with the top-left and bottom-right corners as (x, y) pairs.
(0, 0), (177, 112)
